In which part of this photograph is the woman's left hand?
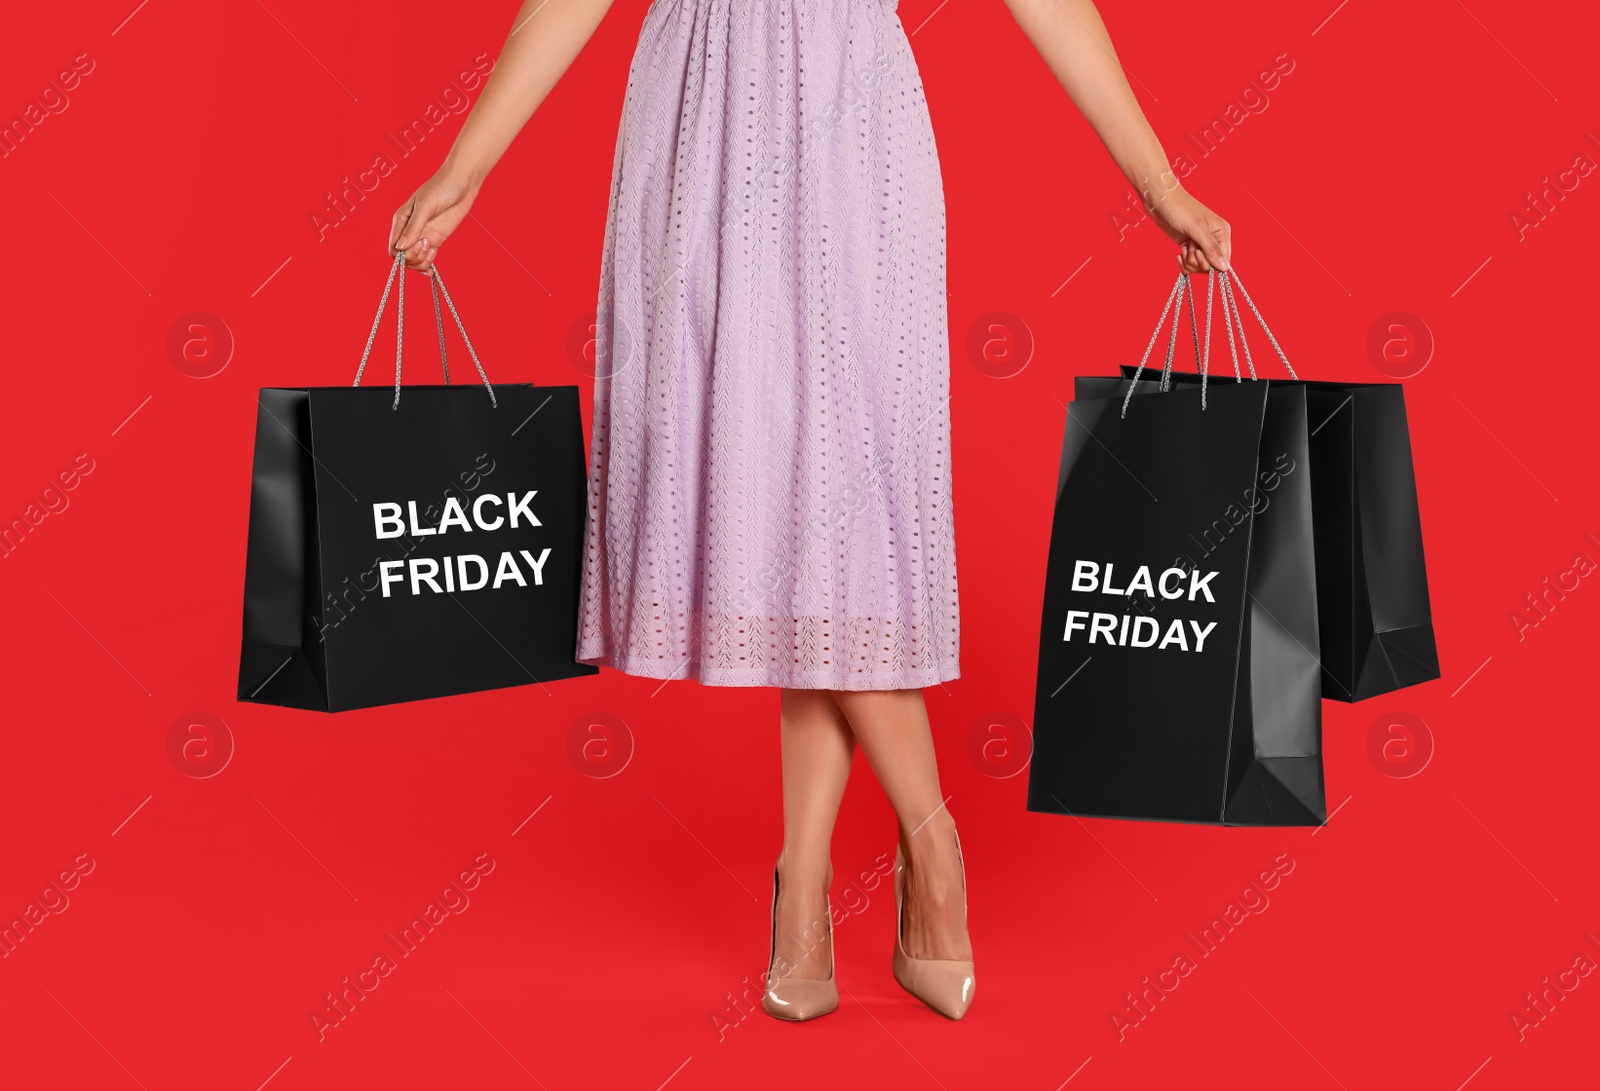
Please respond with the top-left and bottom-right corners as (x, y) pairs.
(1144, 185), (1231, 275)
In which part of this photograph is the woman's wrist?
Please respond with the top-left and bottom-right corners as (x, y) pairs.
(439, 152), (491, 196)
(1126, 162), (1183, 211)
(1112, 136), (1183, 210)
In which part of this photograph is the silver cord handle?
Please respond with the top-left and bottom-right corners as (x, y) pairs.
(432, 265), (498, 408)
(1200, 270), (1214, 408)
(1119, 265), (1297, 418)
(1222, 268), (1298, 381)
(1121, 271), (1209, 418)
(430, 272), (451, 385)
(1158, 273), (1204, 395)
(352, 254), (497, 409)
(1173, 273), (1202, 393)
(1219, 267), (1248, 382)
(1121, 272), (1186, 419)
(353, 252), (405, 396)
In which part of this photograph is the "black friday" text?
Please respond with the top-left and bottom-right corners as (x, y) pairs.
(1064, 560), (1220, 652)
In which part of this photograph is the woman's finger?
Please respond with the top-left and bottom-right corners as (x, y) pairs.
(403, 237), (432, 271)
(1201, 216), (1230, 272)
(391, 199), (423, 254)
(1178, 243), (1210, 275)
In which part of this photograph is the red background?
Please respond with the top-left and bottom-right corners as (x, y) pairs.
(3, 1), (1597, 1088)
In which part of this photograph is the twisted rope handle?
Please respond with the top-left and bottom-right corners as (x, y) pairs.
(1172, 274), (1202, 394)
(1218, 268), (1246, 383)
(1121, 271), (1211, 418)
(1120, 272), (1185, 419)
(1118, 264), (1299, 418)
(1200, 270), (1214, 408)
(1223, 268), (1298, 381)
(353, 252), (405, 395)
(352, 254), (497, 409)
(430, 273), (451, 385)
(432, 267), (497, 408)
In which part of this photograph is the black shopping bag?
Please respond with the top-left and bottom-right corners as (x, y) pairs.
(1100, 270), (1440, 701)
(1119, 370), (1438, 701)
(237, 257), (596, 711)
(1027, 272), (1325, 826)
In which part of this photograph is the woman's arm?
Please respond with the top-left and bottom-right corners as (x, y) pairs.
(390, 0), (615, 271)
(1002, 0), (1230, 273)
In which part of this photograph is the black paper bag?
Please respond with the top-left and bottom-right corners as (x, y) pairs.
(1027, 378), (1326, 826)
(237, 259), (596, 711)
(1116, 369), (1439, 701)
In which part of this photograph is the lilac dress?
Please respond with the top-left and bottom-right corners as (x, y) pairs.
(575, 0), (959, 690)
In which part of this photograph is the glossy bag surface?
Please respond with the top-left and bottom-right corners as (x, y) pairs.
(1027, 380), (1326, 826)
(1116, 368), (1440, 701)
(237, 383), (596, 712)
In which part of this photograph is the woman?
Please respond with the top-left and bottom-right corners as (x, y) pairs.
(391, 0), (1231, 1023)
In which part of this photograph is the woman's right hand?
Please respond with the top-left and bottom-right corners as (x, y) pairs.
(389, 169), (481, 274)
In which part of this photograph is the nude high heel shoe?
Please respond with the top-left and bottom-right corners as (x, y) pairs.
(893, 827), (975, 1020)
(761, 864), (838, 1022)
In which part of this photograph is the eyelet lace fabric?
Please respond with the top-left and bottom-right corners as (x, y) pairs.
(575, 0), (958, 689)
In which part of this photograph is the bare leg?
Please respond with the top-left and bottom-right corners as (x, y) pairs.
(772, 688), (855, 982)
(830, 689), (971, 962)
